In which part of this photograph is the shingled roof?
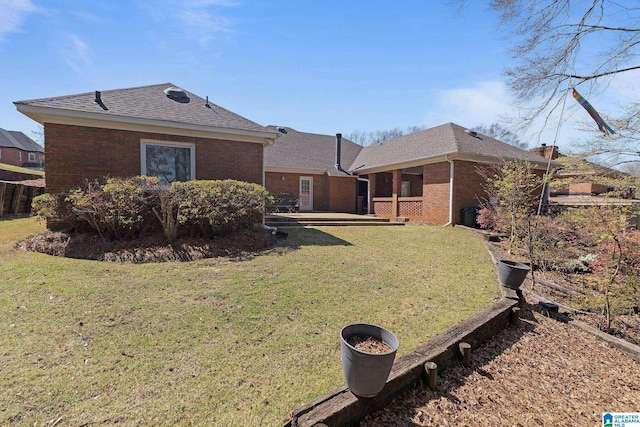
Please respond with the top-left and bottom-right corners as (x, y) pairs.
(264, 126), (362, 176)
(14, 83), (277, 140)
(0, 128), (43, 152)
(351, 122), (552, 173)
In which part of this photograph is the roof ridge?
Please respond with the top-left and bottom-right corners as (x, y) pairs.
(14, 82), (175, 105)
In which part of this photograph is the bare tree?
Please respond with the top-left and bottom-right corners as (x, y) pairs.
(347, 125), (426, 146)
(570, 100), (640, 167)
(461, 1), (640, 130)
(473, 123), (528, 149)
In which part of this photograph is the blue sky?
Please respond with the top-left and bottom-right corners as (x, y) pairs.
(0, 0), (631, 150)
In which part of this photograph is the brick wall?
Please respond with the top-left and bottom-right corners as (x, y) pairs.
(265, 172), (328, 211)
(264, 172), (357, 213)
(0, 147), (44, 168)
(327, 176), (357, 213)
(452, 161), (492, 225)
(44, 123), (263, 193)
(422, 162), (451, 224)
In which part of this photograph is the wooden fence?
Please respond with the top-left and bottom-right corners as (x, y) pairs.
(0, 181), (45, 216)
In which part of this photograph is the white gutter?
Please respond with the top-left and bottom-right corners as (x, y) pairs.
(442, 154), (454, 227)
(357, 177), (370, 215)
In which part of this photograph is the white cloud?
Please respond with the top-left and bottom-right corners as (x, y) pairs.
(0, 0), (37, 44)
(63, 34), (94, 73)
(428, 80), (514, 128)
(141, 0), (238, 45)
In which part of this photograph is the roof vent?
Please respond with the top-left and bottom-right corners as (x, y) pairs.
(277, 127), (287, 134)
(465, 129), (479, 138)
(164, 87), (190, 103)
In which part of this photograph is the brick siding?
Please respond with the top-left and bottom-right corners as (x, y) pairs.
(265, 172), (357, 213)
(44, 123), (263, 193)
(0, 147), (44, 168)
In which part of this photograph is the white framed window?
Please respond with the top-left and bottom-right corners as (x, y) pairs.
(28, 152), (35, 162)
(0, 148), (2, 159)
(140, 139), (196, 184)
(19, 151), (22, 162)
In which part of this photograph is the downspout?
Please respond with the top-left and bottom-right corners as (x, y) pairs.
(442, 154), (454, 227)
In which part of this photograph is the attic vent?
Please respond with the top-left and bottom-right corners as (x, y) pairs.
(164, 87), (190, 103)
(465, 129), (479, 138)
(277, 127), (287, 134)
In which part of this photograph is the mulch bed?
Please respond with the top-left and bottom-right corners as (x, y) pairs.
(361, 301), (640, 426)
(17, 228), (278, 263)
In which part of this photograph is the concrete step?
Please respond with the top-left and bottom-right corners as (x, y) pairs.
(266, 220), (405, 227)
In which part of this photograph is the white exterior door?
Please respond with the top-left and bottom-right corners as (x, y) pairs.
(299, 177), (313, 211)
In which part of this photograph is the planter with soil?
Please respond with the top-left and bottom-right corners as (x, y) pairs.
(340, 323), (399, 398)
(498, 259), (531, 289)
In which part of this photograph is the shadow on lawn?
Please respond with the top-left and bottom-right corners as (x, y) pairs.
(277, 227), (353, 250)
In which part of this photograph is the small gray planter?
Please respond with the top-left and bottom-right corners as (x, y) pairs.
(340, 323), (399, 398)
(498, 260), (531, 289)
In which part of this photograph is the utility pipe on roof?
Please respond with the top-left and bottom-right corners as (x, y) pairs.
(442, 154), (454, 227)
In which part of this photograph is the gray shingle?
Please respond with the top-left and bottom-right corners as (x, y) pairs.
(351, 122), (551, 171)
(14, 83), (270, 133)
(0, 128), (43, 152)
(264, 126), (362, 176)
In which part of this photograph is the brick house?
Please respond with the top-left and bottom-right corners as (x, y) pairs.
(264, 126), (363, 213)
(14, 83), (279, 193)
(266, 123), (551, 225)
(530, 144), (631, 197)
(0, 128), (44, 169)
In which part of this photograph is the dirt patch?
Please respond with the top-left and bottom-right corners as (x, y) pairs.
(17, 228), (280, 263)
(347, 336), (392, 354)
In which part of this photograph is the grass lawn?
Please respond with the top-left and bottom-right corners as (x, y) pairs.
(0, 217), (499, 426)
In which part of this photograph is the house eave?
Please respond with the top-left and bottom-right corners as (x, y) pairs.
(15, 104), (279, 146)
(352, 152), (555, 175)
(265, 166), (327, 175)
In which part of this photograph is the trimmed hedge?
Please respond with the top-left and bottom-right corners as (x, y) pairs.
(32, 177), (275, 241)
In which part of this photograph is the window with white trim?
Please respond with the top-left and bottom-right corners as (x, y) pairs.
(28, 152), (35, 162)
(140, 140), (195, 184)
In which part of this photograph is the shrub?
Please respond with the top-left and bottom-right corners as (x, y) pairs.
(66, 177), (156, 240)
(31, 192), (80, 230)
(173, 180), (272, 238)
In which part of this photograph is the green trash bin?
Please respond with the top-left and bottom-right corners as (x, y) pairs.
(461, 207), (479, 228)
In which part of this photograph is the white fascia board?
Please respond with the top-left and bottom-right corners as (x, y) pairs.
(352, 152), (553, 174)
(15, 104), (279, 146)
(264, 166), (326, 175)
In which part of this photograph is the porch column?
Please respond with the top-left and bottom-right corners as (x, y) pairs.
(422, 164), (429, 219)
(392, 169), (402, 218)
(368, 174), (376, 214)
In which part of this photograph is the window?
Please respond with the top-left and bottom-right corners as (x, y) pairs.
(401, 181), (411, 197)
(140, 140), (195, 184)
(0, 148), (2, 159)
(19, 151), (22, 162)
(28, 153), (35, 162)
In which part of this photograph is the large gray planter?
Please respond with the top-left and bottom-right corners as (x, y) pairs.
(498, 260), (531, 289)
(340, 323), (399, 398)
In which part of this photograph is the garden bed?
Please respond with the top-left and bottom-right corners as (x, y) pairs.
(17, 228), (277, 263)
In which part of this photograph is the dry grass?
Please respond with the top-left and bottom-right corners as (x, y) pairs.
(0, 217), (499, 426)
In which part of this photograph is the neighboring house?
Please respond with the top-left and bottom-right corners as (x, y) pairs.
(265, 122), (552, 225)
(0, 128), (44, 169)
(529, 144), (633, 197)
(14, 83), (279, 193)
